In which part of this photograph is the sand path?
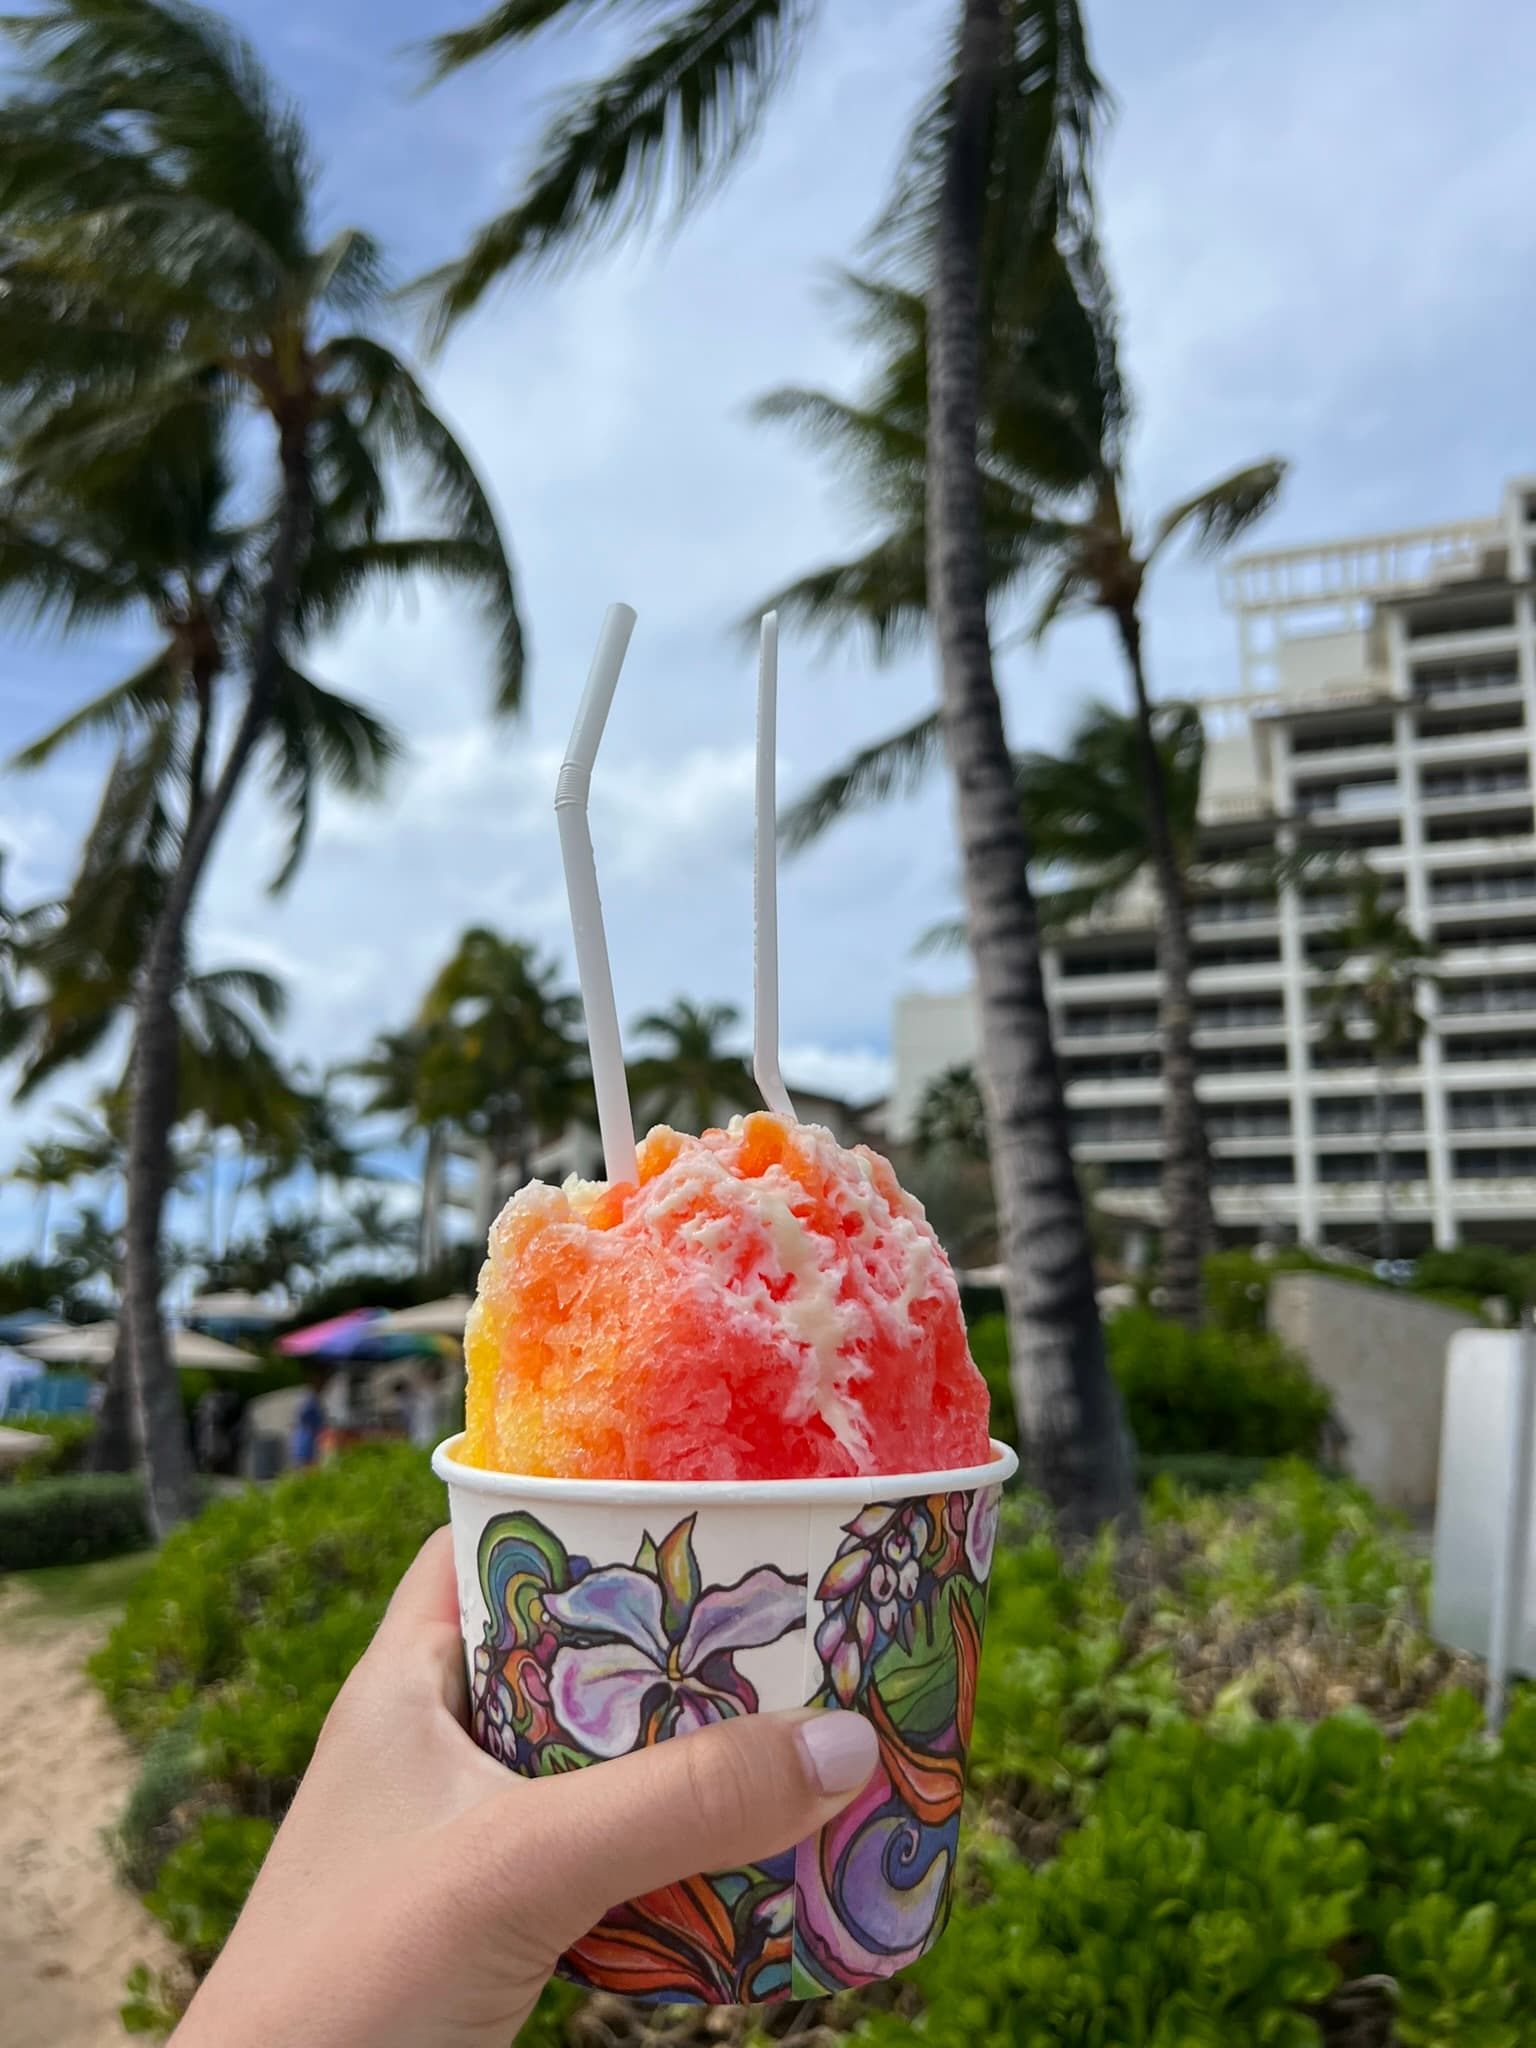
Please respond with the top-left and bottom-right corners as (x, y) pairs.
(0, 1589), (178, 2048)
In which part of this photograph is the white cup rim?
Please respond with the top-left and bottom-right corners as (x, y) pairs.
(432, 1434), (1019, 1507)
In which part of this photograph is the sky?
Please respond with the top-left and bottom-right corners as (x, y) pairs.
(4, 0), (1535, 1252)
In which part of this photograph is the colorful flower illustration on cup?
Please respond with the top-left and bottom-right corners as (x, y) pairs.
(467, 1484), (1000, 2005)
(470, 1510), (806, 2002)
(793, 1489), (995, 1998)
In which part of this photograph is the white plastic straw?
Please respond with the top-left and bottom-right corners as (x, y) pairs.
(556, 603), (639, 1185)
(754, 611), (797, 1122)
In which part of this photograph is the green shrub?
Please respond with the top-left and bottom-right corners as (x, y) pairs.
(970, 1309), (1332, 1462)
(966, 1311), (1017, 1447)
(0, 1472), (149, 1569)
(0, 1411), (97, 1484)
(144, 1812), (277, 1969)
(1109, 1310), (1331, 1460)
(1202, 1250), (1274, 1334)
(94, 1442), (445, 1746)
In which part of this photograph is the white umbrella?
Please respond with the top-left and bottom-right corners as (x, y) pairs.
(185, 1291), (290, 1324)
(374, 1295), (472, 1338)
(21, 1321), (261, 1371)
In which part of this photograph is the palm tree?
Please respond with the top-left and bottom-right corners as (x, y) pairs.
(630, 999), (752, 1135)
(330, 1191), (417, 1264)
(414, 930), (585, 1241)
(752, 241), (1285, 1333)
(349, 1024), (451, 1271)
(422, 0), (1132, 1528)
(53, 1200), (122, 1303)
(0, 0), (527, 1532)
(11, 1138), (77, 1259)
(914, 1065), (989, 1161)
(1316, 876), (1438, 1263)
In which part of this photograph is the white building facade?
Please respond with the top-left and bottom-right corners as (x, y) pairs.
(891, 477), (1536, 1254)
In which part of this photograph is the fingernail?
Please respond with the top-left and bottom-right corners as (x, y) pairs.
(796, 1711), (878, 1796)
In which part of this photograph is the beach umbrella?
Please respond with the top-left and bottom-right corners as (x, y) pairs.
(374, 1295), (472, 1338)
(0, 1309), (71, 1344)
(278, 1308), (387, 1358)
(186, 1291), (290, 1326)
(21, 1321), (261, 1370)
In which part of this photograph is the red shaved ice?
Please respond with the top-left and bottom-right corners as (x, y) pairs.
(460, 1112), (992, 1481)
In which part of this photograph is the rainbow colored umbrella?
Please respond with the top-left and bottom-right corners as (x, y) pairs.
(278, 1309), (452, 1361)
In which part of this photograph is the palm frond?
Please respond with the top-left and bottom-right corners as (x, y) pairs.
(310, 404), (388, 541)
(3, 0), (313, 268)
(308, 226), (387, 313)
(9, 648), (181, 770)
(874, 2), (1106, 280)
(778, 711), (943, 853)
(913, 915), (967, 958)
(0, 522), (141, 635)
(295, 536), (511, 637)
(420, 0), (813, 330)
(1149, 459), (1288, 563)
(262, 662), (402, 893)
(745, 530), (931, 662)
(319, 336), (525, 708)
(1026, 557), (1093, 643)
(418, 0), (628, 81)
(186, 963), (288, 1024)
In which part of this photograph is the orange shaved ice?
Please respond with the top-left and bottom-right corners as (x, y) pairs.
(460, 1112), (992, 1481)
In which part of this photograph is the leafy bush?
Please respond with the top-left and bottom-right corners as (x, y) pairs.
(969, 1310), (1332, 1462)
(95, 1442), (445, 1751)
(1110, 1310), (1332, 1460)
(0, 1411), (96, 1484)
(0, 1472), (149, 1568)
(966, 1310), (1016, 1447)
(1410, 1244), (1536, 1321)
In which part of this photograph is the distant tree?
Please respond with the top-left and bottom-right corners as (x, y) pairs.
(630, 1000), (752, 1135)
(11, 1138), (77, 1259)
(413, 930), (585, 1239)
(914, 1065), (989, 1162)
(1317, 876), (1438, 1263)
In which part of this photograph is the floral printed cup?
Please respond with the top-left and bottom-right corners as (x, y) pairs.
(433, 1436), (1017, 2005)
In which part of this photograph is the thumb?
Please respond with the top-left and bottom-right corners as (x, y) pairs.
(461, 1708), (879, 1953)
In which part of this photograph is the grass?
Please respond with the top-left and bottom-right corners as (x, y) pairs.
(0, 1548), (157, 1636)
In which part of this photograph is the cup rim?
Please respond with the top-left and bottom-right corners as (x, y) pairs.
(432, 1434), (1019, 1507)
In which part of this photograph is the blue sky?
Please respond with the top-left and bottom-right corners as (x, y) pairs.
(4, 0), (1535, 1252)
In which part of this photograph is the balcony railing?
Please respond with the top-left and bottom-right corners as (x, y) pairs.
(1431, 872), (1536, 906)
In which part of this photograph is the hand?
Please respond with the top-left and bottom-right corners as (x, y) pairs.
(173, 1527), (878, 2048)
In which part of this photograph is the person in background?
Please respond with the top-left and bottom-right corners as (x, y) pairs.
(290, 1366), (327, 1469)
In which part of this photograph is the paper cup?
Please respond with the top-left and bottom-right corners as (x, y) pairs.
(433, 1436), (1018, 2005)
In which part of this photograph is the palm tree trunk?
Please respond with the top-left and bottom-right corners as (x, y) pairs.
(90, 1339), (136, 1474)
(122, 425), (312, 1538)
(925, 0), (1134, 1534)
(1375, 1056), (1395, 1263)
(418, 1123), (442, 1273)
(1110, 603), (1212, 1326)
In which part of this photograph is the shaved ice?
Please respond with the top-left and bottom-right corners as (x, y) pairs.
(461, 1111), (991, 1481)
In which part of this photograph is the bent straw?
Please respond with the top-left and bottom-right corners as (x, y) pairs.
(754, 611), (798, 1122)
(556, 603), (639, 1185)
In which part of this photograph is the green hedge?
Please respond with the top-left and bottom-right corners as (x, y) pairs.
(0, 1473), (150, 1569)
(0, 1412), (97, 1485)
(970, 1308), (1332, 1463)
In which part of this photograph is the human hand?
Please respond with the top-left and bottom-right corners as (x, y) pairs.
(173, 1527), (878, 2048)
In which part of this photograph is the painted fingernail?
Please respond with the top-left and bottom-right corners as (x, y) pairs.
(796, 1710), (878, 1796)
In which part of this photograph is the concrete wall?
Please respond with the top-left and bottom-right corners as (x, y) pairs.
(1268, 1272), (1479, 1513)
